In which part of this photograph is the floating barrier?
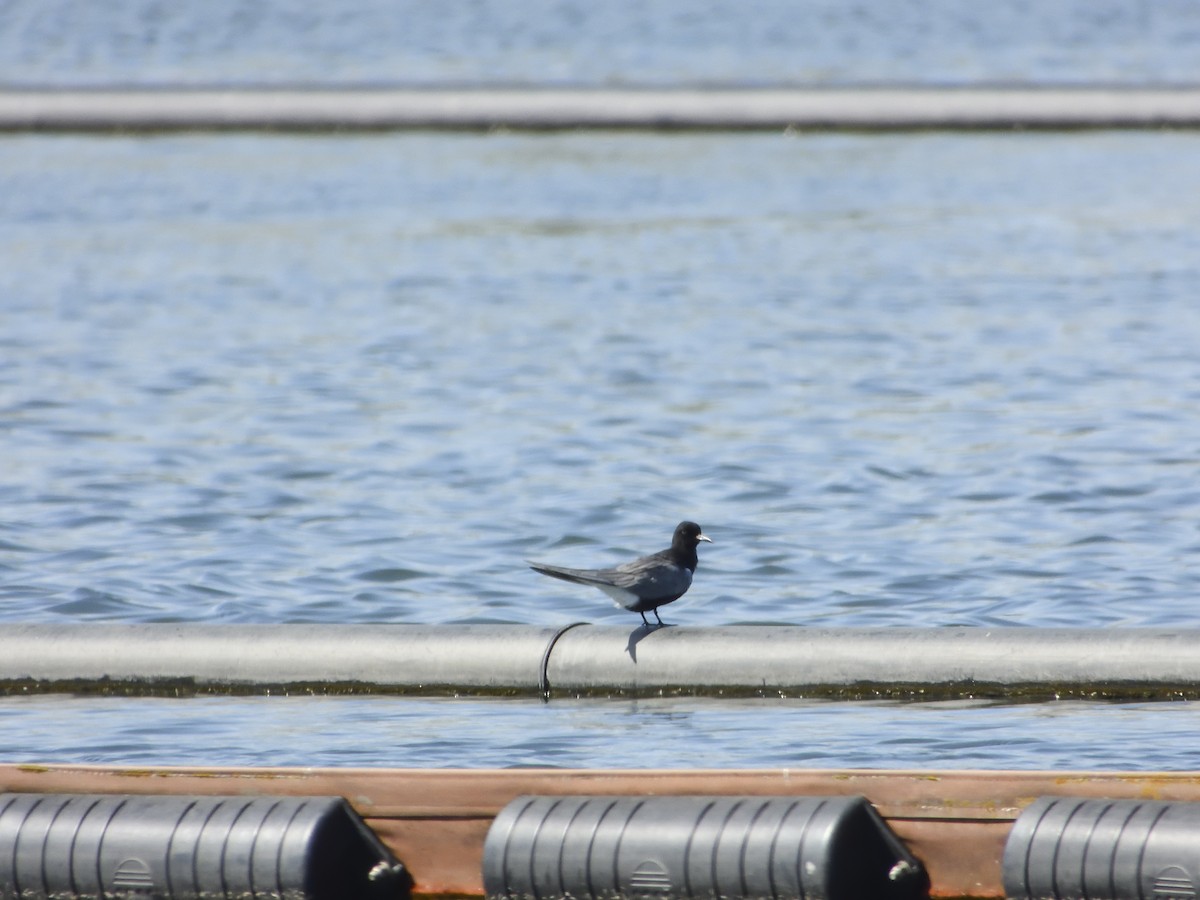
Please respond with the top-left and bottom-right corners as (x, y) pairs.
(1003, 796), (1200, 900)
(483, 794), (925, 900)
(1, 87), (1200, 131)
(6, 766), (1200, 899)
(1, 624), (1199, 700)
(0, 793), (408, 900)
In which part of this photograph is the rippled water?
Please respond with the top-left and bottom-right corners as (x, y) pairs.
(3, 130), (1200, 766)
(4, 695), (1200, 771)
(4, 131), (1200, 629)
(3, 0), (1200, 87)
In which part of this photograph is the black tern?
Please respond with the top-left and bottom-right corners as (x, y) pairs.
(529, 521), (712, 626)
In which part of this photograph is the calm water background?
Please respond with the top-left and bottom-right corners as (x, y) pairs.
(3, 3), (1200, 770)
(5, 696), (1200, 771)
(2, 0), (1200, 86)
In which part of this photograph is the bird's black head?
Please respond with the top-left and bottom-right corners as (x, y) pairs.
(673, 520), (712, 550)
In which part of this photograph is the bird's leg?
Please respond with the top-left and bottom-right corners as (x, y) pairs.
(653, 609), (665, 627)
(640, 611), (650, 627)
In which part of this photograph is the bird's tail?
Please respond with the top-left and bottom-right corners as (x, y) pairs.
(528, 562), (612, 587)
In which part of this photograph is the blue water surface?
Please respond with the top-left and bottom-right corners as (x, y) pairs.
(4, 695), (1200, 771)
(2, 126), (1200, 767)
(2, 0), (1199, 87)
(3, 131), (1200, 630)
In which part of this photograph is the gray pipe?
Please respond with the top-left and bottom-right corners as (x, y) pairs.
(0, 624), (561, 694)
(546, 625), (1200, 695)
(1002, 796), (1200, 900)
(0, 793), (407, 900)
(2, 87), (1199, 131)
(483, 794), (925, 900)
(1, 624), (1199, 699)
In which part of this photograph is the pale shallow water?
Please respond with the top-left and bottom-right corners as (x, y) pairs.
(2, 695), (1199, 770)
(2, 0), (1199, 87)
(3, 130), (1200, 767)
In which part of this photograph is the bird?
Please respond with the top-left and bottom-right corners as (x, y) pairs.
(529, 521), (712, 627)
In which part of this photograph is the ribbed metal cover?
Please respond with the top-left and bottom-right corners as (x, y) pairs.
(0, 793), (408, 900)
(482, 794), (925, 900)
(1003, 796), (1200, 900)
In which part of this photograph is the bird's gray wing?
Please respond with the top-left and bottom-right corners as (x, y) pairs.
(609, 552), (692, 601)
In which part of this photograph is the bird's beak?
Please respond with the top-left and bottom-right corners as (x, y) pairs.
(698, 534), (713, 543)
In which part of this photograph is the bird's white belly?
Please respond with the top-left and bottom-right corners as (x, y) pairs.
(597, 583), (640, 609)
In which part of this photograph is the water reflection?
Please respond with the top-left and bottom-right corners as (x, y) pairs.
(2, 695), (1198, 770)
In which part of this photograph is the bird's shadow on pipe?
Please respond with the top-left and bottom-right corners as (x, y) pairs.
(625, 623), (671, 662)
